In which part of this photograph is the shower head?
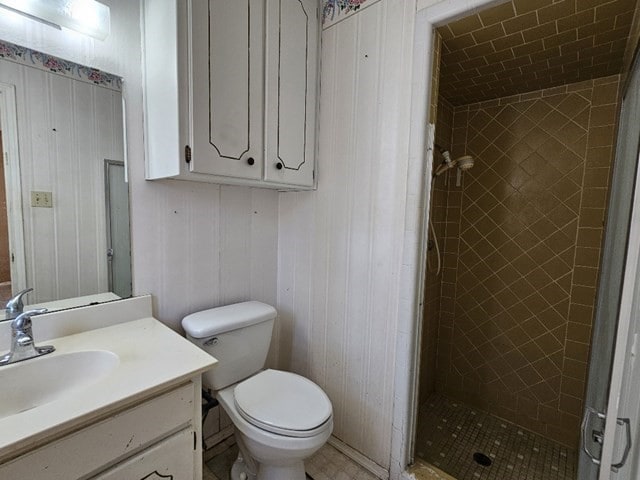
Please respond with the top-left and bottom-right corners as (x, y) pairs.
(434, 154), (475, 176)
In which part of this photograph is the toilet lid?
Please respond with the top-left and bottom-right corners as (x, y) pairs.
(234, 369), (332, 437)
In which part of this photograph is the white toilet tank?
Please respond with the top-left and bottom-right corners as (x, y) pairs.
(182, 301), (276, 390)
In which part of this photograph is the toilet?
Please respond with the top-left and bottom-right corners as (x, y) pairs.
(182, 301), (333, 480)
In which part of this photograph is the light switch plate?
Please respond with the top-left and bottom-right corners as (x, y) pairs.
(31, 191), (53, 208)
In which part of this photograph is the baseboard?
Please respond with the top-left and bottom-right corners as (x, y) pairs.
(327, 436), (390, 480)
(204, 425), (235, 452)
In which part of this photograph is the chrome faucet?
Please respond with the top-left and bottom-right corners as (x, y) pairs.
(0, 308), (53, 366)
(5, 287), (34, 321)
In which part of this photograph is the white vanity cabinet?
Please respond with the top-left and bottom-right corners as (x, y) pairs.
(0, 381), (203, 480)
(92, 428), (195, 480)
(143, 0), (319, 190)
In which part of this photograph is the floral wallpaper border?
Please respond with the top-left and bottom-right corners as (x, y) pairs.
(0, 40), (122, 92)
(322, 0), (381, 29)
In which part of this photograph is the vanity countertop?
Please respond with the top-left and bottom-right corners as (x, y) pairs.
(0, 317), (216, 463)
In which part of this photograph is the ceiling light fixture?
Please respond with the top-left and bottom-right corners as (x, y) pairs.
(0, 0), (110, 40)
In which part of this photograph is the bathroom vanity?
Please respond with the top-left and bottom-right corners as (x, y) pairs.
(0, 296), (216, 479)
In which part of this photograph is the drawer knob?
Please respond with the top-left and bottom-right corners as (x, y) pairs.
(276, 162), (283, 170)
(247, 157), (255, 166)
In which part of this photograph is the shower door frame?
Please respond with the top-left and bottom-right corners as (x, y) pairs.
(588, 52), (640, 480)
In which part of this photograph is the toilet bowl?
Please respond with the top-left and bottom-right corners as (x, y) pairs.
(218, 370), (333, 479)
(182, 302), (333, 480)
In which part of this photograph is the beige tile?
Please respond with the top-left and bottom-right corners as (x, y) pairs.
(566, 321), (592, 343)
(448, 14), (483, 36)
(565, 341), (590, 362)
(563, 358), (588, 380)
(568, 302), (594, 324)
(438, 1), (628, 105)
(472, 23), (506, 44)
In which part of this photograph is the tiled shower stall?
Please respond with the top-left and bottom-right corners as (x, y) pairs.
(417, 3), (626, 474)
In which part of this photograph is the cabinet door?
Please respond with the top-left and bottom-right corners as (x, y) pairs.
(264, 0), (318, 187)
(92, 428), (196, 480)
(189, 0), (264, 180)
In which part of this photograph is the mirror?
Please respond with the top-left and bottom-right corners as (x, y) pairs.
(0, 39), (131, 321)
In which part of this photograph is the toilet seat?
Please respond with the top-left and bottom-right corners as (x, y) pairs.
(234, 369), (332, 438)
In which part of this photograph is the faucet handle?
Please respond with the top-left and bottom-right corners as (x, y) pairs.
(6, 287), (34, 314)
(12, 308), (48, 331)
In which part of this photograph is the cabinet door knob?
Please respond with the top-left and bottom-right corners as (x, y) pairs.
(276, 162), (283, 170)
(247, 157), (255, 166)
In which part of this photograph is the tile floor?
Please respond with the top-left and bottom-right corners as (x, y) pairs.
(415, 394), (577, 480)
(203, 440), (378, 480)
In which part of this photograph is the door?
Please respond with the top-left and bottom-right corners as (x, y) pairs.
(0, 84), (26, 296)
(189, 0), (264, 180)
(264, 0), (318, 187)
(104, 160), (132, 298)
(579, 56), (640, 478)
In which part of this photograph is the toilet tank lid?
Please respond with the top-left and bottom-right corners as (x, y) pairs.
(182, 301), (277, 338)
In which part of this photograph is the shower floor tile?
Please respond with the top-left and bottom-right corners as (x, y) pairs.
(415, 394), (577, 480)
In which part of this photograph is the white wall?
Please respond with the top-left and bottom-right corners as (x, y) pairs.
(1, 0), (429, 473)
(0, 1), (279, 332)
(0, 59), (122, 303)
(277, 0), (417, 468)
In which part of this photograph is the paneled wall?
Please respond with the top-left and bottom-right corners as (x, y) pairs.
(0, 59), (122, 303)
(0, 1), (279, 328)
(0, 0), (280, 442)
(434, 77), (621, 447)
(1, 0), (418, 470)
(277, 0), (416, 468)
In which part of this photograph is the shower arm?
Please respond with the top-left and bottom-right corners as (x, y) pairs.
(434, 143), (453, 169)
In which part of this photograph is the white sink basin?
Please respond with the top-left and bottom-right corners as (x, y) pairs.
(0, 350), (119, 418)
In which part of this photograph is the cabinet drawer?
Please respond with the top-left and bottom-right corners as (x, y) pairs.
(92, 428), (195, 480)
(0, 382), (195, 479)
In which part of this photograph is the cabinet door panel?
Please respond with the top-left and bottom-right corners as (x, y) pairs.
(92, 428), (195, 480)
(0, 383), (194, 479)
(190, 0), (263, 179)
(265, 0), (318, 187)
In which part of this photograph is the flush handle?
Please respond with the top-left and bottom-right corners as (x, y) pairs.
(204, 337), (218, 347)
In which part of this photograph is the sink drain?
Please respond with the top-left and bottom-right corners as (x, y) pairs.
(473, 452), (492, 467)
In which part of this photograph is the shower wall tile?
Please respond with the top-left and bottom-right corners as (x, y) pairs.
(434, 76), (621, 448)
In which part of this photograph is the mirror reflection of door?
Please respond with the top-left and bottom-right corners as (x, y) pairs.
(104, 160), (131, 299)
(0, 133), (10, 303)
(0, 40), (131, 314)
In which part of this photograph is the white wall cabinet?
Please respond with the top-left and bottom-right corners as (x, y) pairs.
(143, 0), (319, 190)
(0, 382), (203, 480)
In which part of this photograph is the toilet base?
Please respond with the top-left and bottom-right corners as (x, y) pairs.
(257, 461), (306, 480)
(233, 433), (306, 480)
(231, 452), (257, 480)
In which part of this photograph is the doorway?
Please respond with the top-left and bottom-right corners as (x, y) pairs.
(0, 132), (11, 303)
(104, 159), (132, 299)
(0, 82), (27, 301)
(409, 1), (640, 479)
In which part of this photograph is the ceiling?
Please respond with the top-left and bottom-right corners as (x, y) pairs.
(437, 0), (638, 105)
